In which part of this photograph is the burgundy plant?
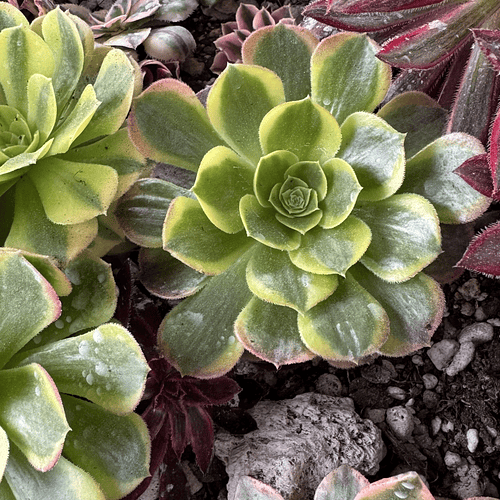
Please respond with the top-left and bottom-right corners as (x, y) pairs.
(114, 260), (240, 500)
(302, 0), (500, 144)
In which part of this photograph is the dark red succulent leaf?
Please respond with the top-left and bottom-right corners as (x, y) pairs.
(454, 154), (495, 198)
(488, 102), (500, 196)
(456, 221), (500, 277)
(168, 403), (189, 460)
(159, 446), (190, 500)
(139, 59), (178, 88)
(236, 3), (259, 31)
(253, 7), (274, 28)
(323, 0), (448, 13)
(184, 405), (215, 472)
(473, 28), (500, 72)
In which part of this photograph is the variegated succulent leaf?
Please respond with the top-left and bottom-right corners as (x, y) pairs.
(0, 248), (151, 497)
(0, 4), (146, 265)
(127, 25), (487, 378)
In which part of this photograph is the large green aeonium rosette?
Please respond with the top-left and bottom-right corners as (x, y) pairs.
(0, 3), (146, 265)
(126, 25), (490, 377)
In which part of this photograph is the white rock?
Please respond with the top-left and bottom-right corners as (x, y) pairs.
(427, 339), (460, 370)
(215, 393), (384, 500)
(445, 341), (475, 377)
(386, 406), (414, 441)
(458, 322), (494, 345)
(444, 451), (462, 468)
(467, 428), (480, 453)
(422, 373), (438, 390)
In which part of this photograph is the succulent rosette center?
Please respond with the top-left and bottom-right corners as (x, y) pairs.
(129, 25), (489, 378)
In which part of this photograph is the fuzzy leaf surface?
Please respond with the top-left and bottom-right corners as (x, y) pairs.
(314, 464), (369, 500)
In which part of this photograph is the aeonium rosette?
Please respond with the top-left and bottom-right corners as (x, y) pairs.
(126, 24), (490, 377)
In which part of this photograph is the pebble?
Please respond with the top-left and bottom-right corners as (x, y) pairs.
(442, 420), (454, 433)
(315, 373), (342, 397)
(431, 416), (442, 435)
(467, 428), (479, 453)
(460, 302), (475, 316)
(444, 450), (462, 468)
(387, 386), (406, 400)
(474, 307), (487, 321)
(427, 339), (459, 370)
(445, 341), (475, 377)
(412, 355), (424, 366)
(386, 406), (414, 441)
(366, 408), (386, 424)
(422, 373), (438, 390)
(458, 322), (494, 345)
(457, 278), (481, 301)
(422, 390), (439, 408)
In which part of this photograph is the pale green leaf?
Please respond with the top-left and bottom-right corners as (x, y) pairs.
(275, 209), (322, 234)
(311, 33), (391, 125)
(337, 112), (406, 201)
(158, 250), (253, 377)
(246, 245), (338, 313)
(0, 364), (69, 472)
(354, 194), (441, 282)
(0, 3), (29, 31)
(235, 476), (284, 500)
(242, 24), (318, 102)
(289, 215), (371, 276)
(163, 196), (254, 275)
(0, 251), (60, 369)
(298, 272), (389, 363)
(0, 425), (9, 482)
(314, 465), (369, 500)
(349, 265), (445, 357)
(16, 324), (149, 415)
(260, 98), (341, 164)
(0, 139), (53, 179)
(27, 74), (57, 144)
(235, 297), (314, 367)
(240, 194), (301, 251)
(207, 64), (285, 165)
(4, 443), (106, 500)
(400, 133), (491, 223)
(193, 146), (255, 233)
(62, 395), (150, 500)
(129, 78), (224, 171)
(0, 478), (15, 500)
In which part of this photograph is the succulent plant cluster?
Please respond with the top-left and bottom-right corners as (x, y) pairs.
(234, 464), (497, 500)
(123, 23), (489, 378)
(0, 3), (146, 265)
(0, 248), (150, 499)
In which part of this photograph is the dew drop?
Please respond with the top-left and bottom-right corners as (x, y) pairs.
(95, 362), (108, 376)
(82, 370), (88, 378)
(323, 97), (331, 106)
(228, 335), (235, 345)
(66, 269), (81, 286)
(106, 383), (112, 391)
(35, 386), (41, 396)
(78, 340), (90, 356)
(55, 319), (65, 329)
(94, 348), (99, 354)
(93, 330), (104, 343)
(394, 490), (408, 499)
(65, 316), (72, 323)
(96, 387), (102, 395)
(97, 273), (106, 283)
(33, 335), (42, 344)
(75, 405), (82, 411)
(402, 482), (415, 490)
(86, 373), (94, 385)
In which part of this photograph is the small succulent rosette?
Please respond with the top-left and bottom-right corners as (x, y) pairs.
(0, 248), (150, 499)
(0, 4), (146, 265)
(126, 25), (490, 377)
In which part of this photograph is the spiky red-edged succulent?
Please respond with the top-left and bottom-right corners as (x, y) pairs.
(234, 464), (497, 500)
(211, 3), (295, 74)
(114, 260), (240, 500)
(120, 24), (490, 378)
(302, 0), (500, 145)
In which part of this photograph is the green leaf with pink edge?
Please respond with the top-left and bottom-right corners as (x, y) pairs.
(242, 24), (318, 102)
(18, 251), (117, 350)
(298, 272), (389, 363)
(353, 471), (434, 500)
(60, 128), (147, 200)
(207, 65), (285, 166)
(0, 248), (71, 297)
(28, 157), (118, 225)
(239, 194), (301, 250)
(138, 247), (208, 299)
(116, 178), (194, 248)
(311, 32), (391, 126)
(349, 265), (444, 358)
(377, 91), (447, 159)
(235, 297), (315, 368)
(337, 112), (405, 202)
(158, 250), (253, 378)
(47, 84), (101, 156)
(289, 215), (371, 276)
(354, 194), (441, 283)
(4, 443), (105, 500)
(0, 25), (55, 116)
(314, 464), (369, 500)
(0, 425), (8, 482)
(129, 79), (225, 172)
(0, 364), (69, 472)
(319, 158), (362, 229)
(456, 221), (500, 278)
(41, 9), (84, 115)
(5, 177), (97, 267)
(400, 133), (491, 224)
(235, 475), (284, 500)
(254, 150), (299, 207)
(61, 394), (150, 500)
(164, 196), (254, 275)
(193, 146), (255, 233)
(0, 250), (60, 369)
(14, 323), (150, 415)
(260, 98), (341, 164)
(246, 245), (338, 313)
(74, 49), (136, 146)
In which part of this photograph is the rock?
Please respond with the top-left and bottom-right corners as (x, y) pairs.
(386, 406), (415, 441)
(458, 322), (494, 345)
(422, 373), (438, 390)
(214, 393), (384, 500)
(445, 341), (475, 377)
(427, 339), (460, 370)
(315, 373), (342, 397)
